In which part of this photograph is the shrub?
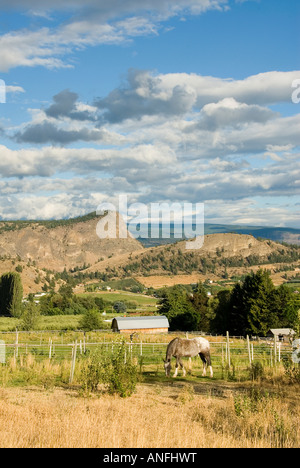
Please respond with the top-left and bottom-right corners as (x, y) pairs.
(113, 301), (127, 314)
(248, 361), (264, 381)
(101, 340), (138, 397)
(80, 349), (104, 393)
(20, 302), (41, 331)
(282, 356), (300, 384)
(80, 340), (138, 397)
(78, 309), (103, 331)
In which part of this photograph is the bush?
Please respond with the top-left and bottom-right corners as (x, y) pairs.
(78, 309), (103, 331)
(80, 349), (104, 393)
(80, 341), (138, 397)
(101, 340), (138, 397)
(113, 301), (127, 314)
(20, 302), (41, 331)
(248, 361), (264, 381)
(282, 356), (300, 384)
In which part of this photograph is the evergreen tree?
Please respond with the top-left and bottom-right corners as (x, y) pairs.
(244, 269), (275, 335)
(189, 282), (210, 332)
(210, 289), (232, 334)
(270, 284), (299, 329)
(0, 272), (23, 317)
(158, 285), (200, 331)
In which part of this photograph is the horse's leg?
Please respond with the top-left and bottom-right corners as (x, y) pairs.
(199, 353), (207, 376)
(178, 358), (186, 377)
(206, 352), (213, 378)
(173, 357), (179, 377)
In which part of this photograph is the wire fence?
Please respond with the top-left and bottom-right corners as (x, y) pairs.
(0, 329), (295, 376)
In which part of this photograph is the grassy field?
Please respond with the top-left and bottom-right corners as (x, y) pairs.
(0, 300), (299, 448)
(0, 369), (299, 448)
(0, 330), (299, 448)
(0, 315), (83, 332)
(80, 290), (158, 307)
(0, 289), (159, 333)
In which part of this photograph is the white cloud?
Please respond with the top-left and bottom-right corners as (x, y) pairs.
(0, 0), (229, 71)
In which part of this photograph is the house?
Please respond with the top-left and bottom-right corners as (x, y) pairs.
(111, 315), (169, 334)
(268, 328), (296, 343)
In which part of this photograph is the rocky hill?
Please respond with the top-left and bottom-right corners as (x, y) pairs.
(0, 212), (143, 272)
(87, 232), (300, 278)
(0, 212), (299, 294)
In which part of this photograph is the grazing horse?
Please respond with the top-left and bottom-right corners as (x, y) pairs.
(164, 337), (213, 378)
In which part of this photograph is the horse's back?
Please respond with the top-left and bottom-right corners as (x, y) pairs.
(167, 336), (210, 358)
(194, 337), (210, 353)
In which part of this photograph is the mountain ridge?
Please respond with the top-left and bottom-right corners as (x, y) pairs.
(1, 212), (299, 245)
(0, 212), (299, 294)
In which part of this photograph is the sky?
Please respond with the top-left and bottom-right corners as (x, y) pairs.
(0, 0), (299, 228)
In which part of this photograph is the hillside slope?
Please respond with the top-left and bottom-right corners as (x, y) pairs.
(87, 232), (300, 277)
(0, 212), (143, 272)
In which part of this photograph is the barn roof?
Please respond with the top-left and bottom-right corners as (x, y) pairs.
(112, 315), (169, 330)
(269, 328), (295, 336)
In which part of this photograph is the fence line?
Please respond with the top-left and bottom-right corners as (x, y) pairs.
(2, 337), (293, 366)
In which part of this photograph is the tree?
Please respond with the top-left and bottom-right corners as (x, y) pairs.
(79, 309), (103, 331)
(189, 282), (210, 332)
(158, 285), (200, 331)
(213, 269), (297, 336)
(270, 284), (300, 330)
(20, 301), (40, 331)
(58, 283), (73, 298)
(210, 289), (232, 334)
(0, 272), (23, 317)
(113, 301), (127, 314)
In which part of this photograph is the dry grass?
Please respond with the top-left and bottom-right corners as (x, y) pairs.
(0, 380), (299, 448)
(0, 353), (299, 448)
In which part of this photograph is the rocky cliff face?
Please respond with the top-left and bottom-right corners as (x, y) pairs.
(0, 213), (143, 271)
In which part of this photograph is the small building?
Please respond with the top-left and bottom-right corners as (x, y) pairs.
(268, 328), (296, 343)
(111, 315), (169, 334)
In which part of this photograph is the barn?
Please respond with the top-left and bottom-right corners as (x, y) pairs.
(268, 328), (296, 343)
(111, 315), (169, 334)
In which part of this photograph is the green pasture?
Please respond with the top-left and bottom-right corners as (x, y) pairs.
(78, 290), (158, 307)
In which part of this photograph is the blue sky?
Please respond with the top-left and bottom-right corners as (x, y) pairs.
(0, 0), (299, 228)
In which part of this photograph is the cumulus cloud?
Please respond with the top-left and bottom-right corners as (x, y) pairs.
(0, 143), (176, 178)
(15, 121), (107, 145)
(197, 98), (277, 130)
(95, 69), (197, 123)
(2, 66), (300, 227)
(95, 69), (300, 124)
(0, 0), (228, 71)
(45, 89), (97, 121)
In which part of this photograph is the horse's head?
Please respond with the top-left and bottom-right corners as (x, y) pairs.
(163, 359), (171, 377)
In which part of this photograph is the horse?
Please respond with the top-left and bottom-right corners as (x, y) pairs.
(164, 337), (213, 378)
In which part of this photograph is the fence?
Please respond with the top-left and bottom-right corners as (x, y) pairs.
(0, 329), (295, 383)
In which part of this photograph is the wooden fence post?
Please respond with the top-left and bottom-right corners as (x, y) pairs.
(69, 340), (77, 384)
(226, 331), (231, 367)
(247, 335), (252, 364)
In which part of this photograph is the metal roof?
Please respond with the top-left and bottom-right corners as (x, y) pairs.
(112, 315), (169, 330)
(269, 328), (295, 336)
